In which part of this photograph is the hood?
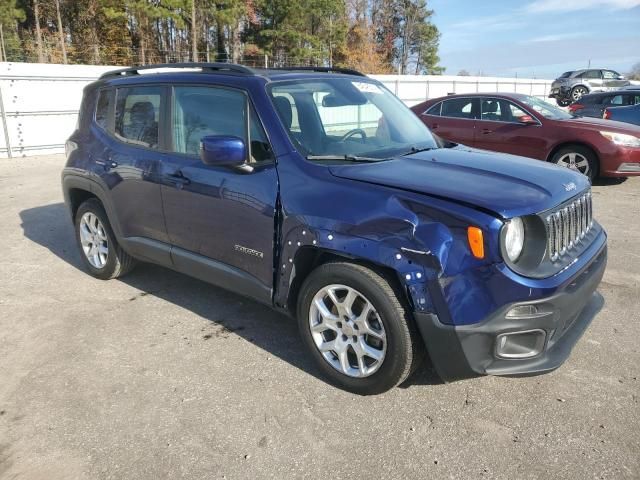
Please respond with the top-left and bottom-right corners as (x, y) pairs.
(328, 146), (590, 218)
(559, 115), (640, 134)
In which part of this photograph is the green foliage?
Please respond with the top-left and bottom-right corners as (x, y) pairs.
(5, 0), (442, 74)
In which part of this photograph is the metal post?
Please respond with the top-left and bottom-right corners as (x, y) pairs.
(0, 80), (12, 158)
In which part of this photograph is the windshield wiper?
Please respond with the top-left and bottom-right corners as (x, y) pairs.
(306, 154), (381, 163)
(401, 146), (435, 156)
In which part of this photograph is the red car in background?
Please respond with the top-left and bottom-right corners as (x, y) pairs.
(410, 93), (640, 180)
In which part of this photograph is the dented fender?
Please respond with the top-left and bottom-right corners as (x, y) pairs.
(273, 155), (504, 315)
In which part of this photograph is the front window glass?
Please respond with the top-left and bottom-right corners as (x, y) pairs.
(268, 78), (436, 160)
(519, 95), (572, 120)
(172, 86), (272, 163)
(602, 70), (618, 79)
(115, 86), (162, 148)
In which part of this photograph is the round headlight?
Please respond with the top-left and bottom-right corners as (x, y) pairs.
(504, 217), (525, 262)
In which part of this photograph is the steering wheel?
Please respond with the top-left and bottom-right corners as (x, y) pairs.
(339, 128), (367, 143)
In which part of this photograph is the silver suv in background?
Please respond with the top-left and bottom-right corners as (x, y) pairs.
(549, 69), (630, 106)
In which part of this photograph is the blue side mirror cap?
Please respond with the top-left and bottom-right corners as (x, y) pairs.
(199, 135), (247, 167)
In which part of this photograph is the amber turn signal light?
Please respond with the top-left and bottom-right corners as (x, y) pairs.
(467, 226), (485, 259)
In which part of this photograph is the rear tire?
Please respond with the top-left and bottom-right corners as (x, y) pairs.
(571, 85), (589, 102)
(75, 198), (136, 280)
(297, 262), (423, 395)
(551, 145), (598, 181)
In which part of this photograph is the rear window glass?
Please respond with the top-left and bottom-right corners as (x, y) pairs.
(441, 98), (475, 119)
(425, 102), (441, 116)
(115, 86), (162, 149)
(95, 90), (110, 129)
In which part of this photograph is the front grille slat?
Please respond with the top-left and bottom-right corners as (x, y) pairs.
(546, 190), (593, 262)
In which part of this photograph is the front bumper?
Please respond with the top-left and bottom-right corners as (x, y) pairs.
(600, 146), (640, 177)
(415, 243), (607, 382)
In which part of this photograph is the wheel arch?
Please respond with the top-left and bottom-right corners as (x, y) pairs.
(62, 173), (124, 239)
(282, 246), (415, 317)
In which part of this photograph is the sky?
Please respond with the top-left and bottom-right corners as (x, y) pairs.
(429, 0), (640, 78)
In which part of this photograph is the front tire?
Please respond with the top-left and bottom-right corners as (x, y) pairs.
(75, 198), (136, 280)
(556, 98), (571, 107)
(297, 262), (422, 395)
(551, 145), (598, 181)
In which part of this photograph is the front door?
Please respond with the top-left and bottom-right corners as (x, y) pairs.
(603, 70), (628, 90)
(159, 85), (278, 295)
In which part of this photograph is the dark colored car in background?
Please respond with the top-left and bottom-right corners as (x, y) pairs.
(604, 103), (640, 126)
(549, 69), (630, 106)
(62, 63), (607, 395)
(411, 93), (640, 179)
(568, 90), (640, 118)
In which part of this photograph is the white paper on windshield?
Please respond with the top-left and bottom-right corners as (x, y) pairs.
(351, 82), (383, 94)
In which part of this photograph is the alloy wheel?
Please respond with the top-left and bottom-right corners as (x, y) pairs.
(79, 212), (109, 269)
(556, 152), (590, 176)
(308, 284), (387, 378)
(572, 86), (588, 101)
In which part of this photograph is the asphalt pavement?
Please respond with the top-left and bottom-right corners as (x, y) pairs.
(0, 155), (638, 479)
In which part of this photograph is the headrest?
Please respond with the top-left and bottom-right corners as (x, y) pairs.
(273, 96), (293, 129)
(130, 102), (155, 123)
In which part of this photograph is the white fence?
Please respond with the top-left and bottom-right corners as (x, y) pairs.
(1, 62), (557, 158)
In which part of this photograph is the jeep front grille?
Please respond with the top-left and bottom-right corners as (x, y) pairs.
(546, 191), (593, 262)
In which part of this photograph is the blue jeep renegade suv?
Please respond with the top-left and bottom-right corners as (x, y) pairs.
(62, 63), (607, 394)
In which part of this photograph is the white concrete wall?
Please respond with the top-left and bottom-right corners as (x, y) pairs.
(1, 62), (559, 158)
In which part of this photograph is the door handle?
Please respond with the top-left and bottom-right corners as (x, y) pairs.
(481, 128), (493, 135)
(166, 171), (191, 188)
(431, 123), (439, 129)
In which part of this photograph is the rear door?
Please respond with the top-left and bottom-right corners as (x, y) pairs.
(420, 97), (478, 146)
(94, 85), (170, 250)
(583, 70), (604, 91)
(473, 98), (543, 159)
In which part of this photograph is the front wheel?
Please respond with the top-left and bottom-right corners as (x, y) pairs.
(551, 145), (598, 181)
(556, 98), (572, 107)
(297, 262), (423, 395)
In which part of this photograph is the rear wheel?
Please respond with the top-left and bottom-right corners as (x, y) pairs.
(571, 85), (589, 102)
(297, 262), (422, 395)
(551, 145), (598, 181)
(75, 198), (136, 280)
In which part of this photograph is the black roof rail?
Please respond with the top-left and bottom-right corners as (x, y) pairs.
(99, 62), (254, 79)
(268, 66), (366, 77)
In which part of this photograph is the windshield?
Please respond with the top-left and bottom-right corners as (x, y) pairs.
(559, 71), (573, 78)
(519, 95), (573, 120)
(267, 78), (437, 160)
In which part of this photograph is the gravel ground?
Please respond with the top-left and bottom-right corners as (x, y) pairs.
(0, 154), (638, 480)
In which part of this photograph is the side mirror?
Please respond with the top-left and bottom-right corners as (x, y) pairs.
(199, 135), (247, 167)
(617, 75), (625, 80)
(517, 115), (538, 125)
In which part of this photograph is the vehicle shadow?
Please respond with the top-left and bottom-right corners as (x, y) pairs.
(19, 202), (443, 390)
(592, 177), (627, 186)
